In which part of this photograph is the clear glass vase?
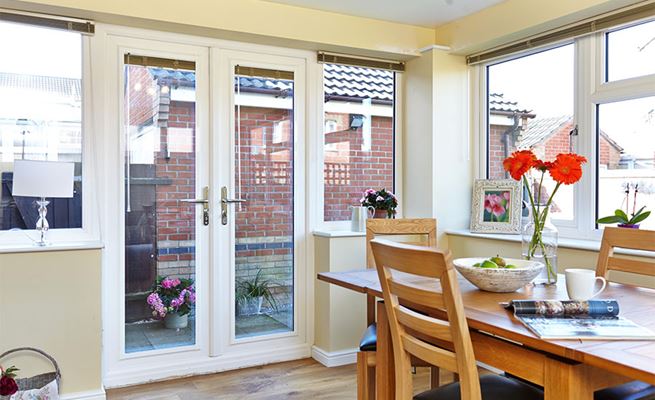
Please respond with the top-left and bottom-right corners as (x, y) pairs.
(522, 206), (558, 284)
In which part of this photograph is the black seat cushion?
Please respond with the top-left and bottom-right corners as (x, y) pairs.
(414, 374), (543, 400)
(594, 381), (655, 400)
(359, 323), (377, 352)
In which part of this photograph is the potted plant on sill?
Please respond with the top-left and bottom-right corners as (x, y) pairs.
(597, 183), (650, 229)
(147, 276), (196, 329)
(236, 269), (279, 316)
(360, 188), (398, 218)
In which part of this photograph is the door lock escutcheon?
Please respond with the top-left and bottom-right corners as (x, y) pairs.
(221, 186), (246, 225)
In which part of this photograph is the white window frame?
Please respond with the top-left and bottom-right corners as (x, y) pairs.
(0, 30), (100, 248)
(474, 19), (655, 240)
(313, 66), (403, 231)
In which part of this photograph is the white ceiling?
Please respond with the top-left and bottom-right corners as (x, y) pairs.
(261, 0), (506, 28)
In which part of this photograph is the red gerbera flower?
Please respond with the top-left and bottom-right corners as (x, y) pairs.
(503, 150), (537, 180)
(549, 153), (587, 185)
(534, 159), (553, 172)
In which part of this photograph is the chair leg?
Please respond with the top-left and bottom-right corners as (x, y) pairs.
(357, 352), (370, 400)
(430, 366), (440, 388)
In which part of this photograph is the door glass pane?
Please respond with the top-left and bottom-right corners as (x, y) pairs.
(487, 44), (575, 222)
(606, 20), (655, 82)
(598, 97), (655, 230)
(234, 68), (294, 339)
(124, 58), (197, 353)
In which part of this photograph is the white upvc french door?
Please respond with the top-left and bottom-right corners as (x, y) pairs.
(99, 26), (311, 388)
(210, 48), (308, 358)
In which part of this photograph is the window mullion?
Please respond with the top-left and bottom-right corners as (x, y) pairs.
(574, 34), (598, 238)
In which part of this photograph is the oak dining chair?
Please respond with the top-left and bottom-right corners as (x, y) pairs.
(357, 218), (440, 399)
(593, 227), (655, 400)
(370, 238), (544, 400)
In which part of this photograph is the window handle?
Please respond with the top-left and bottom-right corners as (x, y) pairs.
(221, 186), (246, 225)
(179, 186), (209, 226)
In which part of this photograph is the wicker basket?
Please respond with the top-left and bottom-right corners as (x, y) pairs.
(0, 347), (61, 394)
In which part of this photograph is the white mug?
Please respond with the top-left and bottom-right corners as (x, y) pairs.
(565, 268), (607, 300)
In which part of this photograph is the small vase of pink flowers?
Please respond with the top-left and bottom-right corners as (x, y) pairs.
(360, 188), (398, 218)
(147, 276), (196, 329)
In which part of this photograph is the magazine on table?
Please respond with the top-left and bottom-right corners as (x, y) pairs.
(502, 299), (655, 340)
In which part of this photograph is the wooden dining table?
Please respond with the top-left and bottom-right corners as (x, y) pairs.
(317, 269), (655, 400)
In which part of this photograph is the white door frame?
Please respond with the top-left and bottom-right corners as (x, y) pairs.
(96, 24), (315, 388)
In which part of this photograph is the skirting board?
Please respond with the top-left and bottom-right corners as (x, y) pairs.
(60, 388), (106, 400)
(311, 346), (357, 367)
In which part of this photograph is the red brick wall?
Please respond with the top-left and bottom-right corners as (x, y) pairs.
(323, 112), (394, 221)
(542, 121), (574, 161)
(488, 124), (510, 179)
(126, 66), (158, 127)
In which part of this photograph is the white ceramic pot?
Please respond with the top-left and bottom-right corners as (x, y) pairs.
(164, 312), (188, 329)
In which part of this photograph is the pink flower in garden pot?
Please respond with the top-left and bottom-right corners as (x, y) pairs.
(360, 188), (398, 218)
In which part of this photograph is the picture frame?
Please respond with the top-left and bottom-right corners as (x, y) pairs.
(470, 179), (522, 234)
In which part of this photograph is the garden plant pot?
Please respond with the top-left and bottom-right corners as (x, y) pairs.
(372, 209), (389, 219)
(236, 296), (264, 316)
(164, 312), (188, 329)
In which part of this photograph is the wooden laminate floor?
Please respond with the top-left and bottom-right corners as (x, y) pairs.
(106, 358), (448, 400)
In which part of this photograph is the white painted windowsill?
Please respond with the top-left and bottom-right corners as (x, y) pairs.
(446, 228), (655, 258)
(313, 230), (366, 238)
(0, 241), (104, 254)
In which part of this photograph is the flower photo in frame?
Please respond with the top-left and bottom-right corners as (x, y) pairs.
(470, 179), (522, 234)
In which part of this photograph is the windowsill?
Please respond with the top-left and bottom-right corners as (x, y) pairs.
(446, 228), (655, 258)
(313, 229), (366, 238)
(0, 241), (104, 255)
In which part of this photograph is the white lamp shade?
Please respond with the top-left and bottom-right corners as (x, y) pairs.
(12, 160), (75, 198)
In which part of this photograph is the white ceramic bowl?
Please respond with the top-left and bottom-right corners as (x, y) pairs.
(452, 257), (544, 293)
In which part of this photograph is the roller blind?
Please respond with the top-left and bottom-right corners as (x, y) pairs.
(124, 54), (195, 71)
(234, 65), (294, 80)
(317, 51), (405, 72)
(467, 1), (655, 65)
(0, 9), (94, 34)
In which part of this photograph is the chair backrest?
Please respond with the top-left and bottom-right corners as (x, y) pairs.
(366, 218), (437, 269)
(371, 238), (480, 400)
(596, 227), (655, 280)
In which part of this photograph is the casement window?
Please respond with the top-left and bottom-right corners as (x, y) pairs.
(319, 60), (400, 225)
(476, 14), (655, 237)
(0, 13), (94, 244)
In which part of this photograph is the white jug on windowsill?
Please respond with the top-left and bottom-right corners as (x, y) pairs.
(351, 206), (372, 232)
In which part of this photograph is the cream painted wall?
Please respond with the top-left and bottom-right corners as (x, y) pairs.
(434, 0), (643, 53)
(448, 234), (655, 288)
(9, 0), (434, 58)
(0, 249), (102, 396)
(314, 236), (366, 353)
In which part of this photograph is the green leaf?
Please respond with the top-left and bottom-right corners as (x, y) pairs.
(614, 209), (629, 220)
(597, 215), (623, 224)
(630, 211), (650, 225)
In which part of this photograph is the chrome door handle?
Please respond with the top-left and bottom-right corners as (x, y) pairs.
(180, 186), (210, 226)
(221, 198), (246, 204)
(221, 186), (246, 225)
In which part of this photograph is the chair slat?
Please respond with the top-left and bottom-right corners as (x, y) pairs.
(603, 227), (655, 252)
(371, 240), (444, 278)
(396, 305), (452, 342)
(606, 256), (655, 276)
(597, 227), (655, 279)
(401, 335), (458, 373)
(389, 279), (445, 309)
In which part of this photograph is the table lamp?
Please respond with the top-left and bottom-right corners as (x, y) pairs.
(12, 160), (75, 246)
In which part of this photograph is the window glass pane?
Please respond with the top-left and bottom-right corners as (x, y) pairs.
(323, 64), (395, 222)
(234, 70), (294, 339)
(0, 21), (82, 231)
(598, 97), (655, 230)
(487, 45), (575, 221)
(606, 20), (655, 82)
(124, 61), (197, 353)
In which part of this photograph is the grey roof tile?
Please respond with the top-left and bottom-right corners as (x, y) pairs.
(489, 93), (531, 114)
(518, 115), (572, 148)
